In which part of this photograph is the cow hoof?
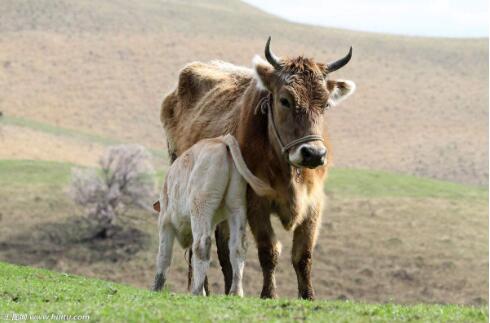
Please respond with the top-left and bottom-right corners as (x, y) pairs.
(260, 291), (278, 299)
(152, 273), (165, 291)
(299, 291), (315, 300)
(229, 289), (244, 297)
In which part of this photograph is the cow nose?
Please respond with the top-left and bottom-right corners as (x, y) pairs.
(300, 146), (326, 168)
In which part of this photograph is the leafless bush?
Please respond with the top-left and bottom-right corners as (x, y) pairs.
(69, 144), (155, 238)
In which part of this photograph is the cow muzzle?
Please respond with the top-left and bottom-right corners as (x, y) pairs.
(289, 143), (327, 168)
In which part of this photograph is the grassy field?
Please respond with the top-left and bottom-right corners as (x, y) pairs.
(0, 159), (487, 305)
(325, 168), (488, 199)
(1, 159), (486, 198)
(0, 262), (487, 322)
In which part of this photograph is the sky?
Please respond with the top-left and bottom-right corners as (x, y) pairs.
(242, 0), (489, 38)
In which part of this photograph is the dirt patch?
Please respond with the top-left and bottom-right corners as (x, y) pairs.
(0, 216), (149, 267)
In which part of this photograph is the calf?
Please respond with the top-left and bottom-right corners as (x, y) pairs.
(152, 134), (274, 296)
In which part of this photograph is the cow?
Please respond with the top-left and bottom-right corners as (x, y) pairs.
(160, 37), (355, 299)
(152, 134), (275, 296)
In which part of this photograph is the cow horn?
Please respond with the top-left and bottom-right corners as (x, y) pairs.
(327, 47), (352, 73)
(265, 36), (282, 70)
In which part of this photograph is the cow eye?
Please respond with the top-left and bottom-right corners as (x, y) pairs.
(280, 97), (291, 109)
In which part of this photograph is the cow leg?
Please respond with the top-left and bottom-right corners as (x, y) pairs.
(190, 194), (221, 296)
(228, 210), (247, 296)
(248, 197), (279, 299)
(215, 222), (233, 294)
(226, 176), (248, 297)
(291, 204), (322, 300)
(187, 249), (210, 295)
(191, 221), (213, 296)
(153, 224), (175, 291)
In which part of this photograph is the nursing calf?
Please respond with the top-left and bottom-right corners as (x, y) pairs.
(152, 135), (274, 296)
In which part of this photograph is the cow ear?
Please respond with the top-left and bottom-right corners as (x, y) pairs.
(153, 200), (160, 212)
(253, 55), (277, 92)
(326, 79), (356, 107)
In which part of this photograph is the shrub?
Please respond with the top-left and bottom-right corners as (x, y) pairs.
(69, 144), (155, 238)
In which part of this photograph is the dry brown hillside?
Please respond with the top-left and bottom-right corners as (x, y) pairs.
(0, 0), (488, 185)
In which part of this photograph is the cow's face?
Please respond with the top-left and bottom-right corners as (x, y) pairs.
(254, 38), (355, 168)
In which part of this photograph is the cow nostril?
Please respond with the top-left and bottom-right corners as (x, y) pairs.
(300, 146), (313, 159)
(300, 146), (327, 167)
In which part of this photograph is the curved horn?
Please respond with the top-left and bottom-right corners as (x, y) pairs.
(265, 36), (282, 70)
(327, 47), (352, 73)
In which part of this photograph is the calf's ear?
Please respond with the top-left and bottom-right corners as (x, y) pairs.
(153, 201), (160, 213)
(326, 80), (356, 107)
(253, 55), (277, 92)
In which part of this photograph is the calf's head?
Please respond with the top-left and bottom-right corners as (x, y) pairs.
(254, 37), (356, 169)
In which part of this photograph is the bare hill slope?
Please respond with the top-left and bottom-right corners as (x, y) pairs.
(0, 0), (488, 184)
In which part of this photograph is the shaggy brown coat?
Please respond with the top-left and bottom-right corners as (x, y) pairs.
(160, 50), (355, 299)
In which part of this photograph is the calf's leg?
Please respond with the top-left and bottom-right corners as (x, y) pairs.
(153, 224), (175, 291)
(191, 224), (213, 296)
(228, 209), (247, 296)
(190, 196), (219, 296)
(226, 175), (248, 297)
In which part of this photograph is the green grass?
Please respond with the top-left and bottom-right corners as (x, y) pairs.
(326, 168), (488, 199)
(1, 116), (119, 146)
(1, 160), (486, 200)
(0, 262), (486, 323)
(0, 160), (73, 187)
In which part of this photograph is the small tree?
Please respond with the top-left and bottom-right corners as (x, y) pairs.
(70, 144), (155, 238)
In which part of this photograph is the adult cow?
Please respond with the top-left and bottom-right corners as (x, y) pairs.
(160, 37), (355, 299)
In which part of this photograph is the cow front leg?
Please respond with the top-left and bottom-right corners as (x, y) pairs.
(248, 199), (279, 299)
(291, 205), (321, 300)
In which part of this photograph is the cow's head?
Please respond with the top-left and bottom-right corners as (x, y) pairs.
(254, 37), (355, 169)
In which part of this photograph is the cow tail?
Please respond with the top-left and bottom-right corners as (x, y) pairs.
(222, 134), (276, 198)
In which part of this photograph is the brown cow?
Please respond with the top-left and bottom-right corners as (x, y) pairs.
(160, 37), (355, 299)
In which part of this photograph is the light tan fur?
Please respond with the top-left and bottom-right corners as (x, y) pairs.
(152, 135), (274, 296)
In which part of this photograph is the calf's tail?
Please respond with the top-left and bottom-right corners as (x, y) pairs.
(222, 134), (276, 198)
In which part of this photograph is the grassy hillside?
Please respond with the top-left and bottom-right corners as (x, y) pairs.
(0, 159), (487, 305)
(0, 0), (487, 310)
(1, 262), (487, 322)
(0, 0), (487, 184)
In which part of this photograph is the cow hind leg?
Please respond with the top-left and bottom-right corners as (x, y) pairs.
(227, 210), (247, 297)
(191, 225), (213, 296)
(187, 249), (210, 295)
(190, 195), (222, 296)
(153, 224), (175, 291)
(215, 222), (233, 294)
(226, 174), (248, 297)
